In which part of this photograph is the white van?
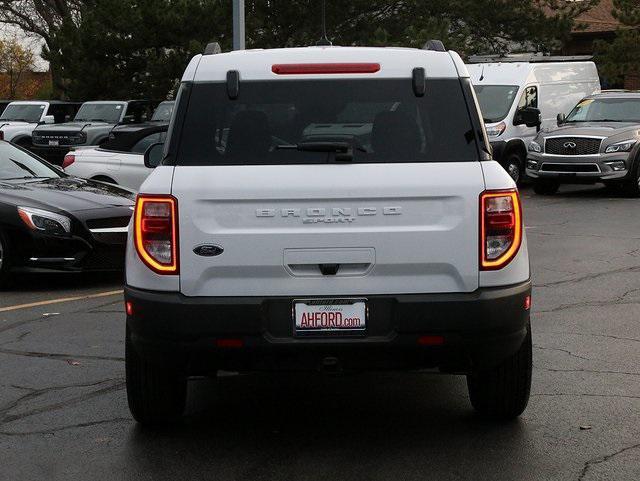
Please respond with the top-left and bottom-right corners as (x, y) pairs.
(467, 55), (601, 183)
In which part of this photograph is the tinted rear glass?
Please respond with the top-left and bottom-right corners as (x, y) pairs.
(174, 79), (479, 165)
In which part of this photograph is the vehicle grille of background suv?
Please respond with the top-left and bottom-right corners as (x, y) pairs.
(33, 132), (86, 146)
(87, 216), (131, 245)
(545, 137), (602, 156)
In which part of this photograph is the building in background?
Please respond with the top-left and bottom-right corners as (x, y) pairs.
(560, 0), (638, 89)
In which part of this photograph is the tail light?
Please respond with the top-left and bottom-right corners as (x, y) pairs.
(62, 153), (75, 169)
(480, 190), (522, 270)
(134, 195), (179, 274)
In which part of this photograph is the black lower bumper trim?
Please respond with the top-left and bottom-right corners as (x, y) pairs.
(125, 281), (531, 373)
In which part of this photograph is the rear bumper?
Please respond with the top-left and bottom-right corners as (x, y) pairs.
(125, 280), (532, 374)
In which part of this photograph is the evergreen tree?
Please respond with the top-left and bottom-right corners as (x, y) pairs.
(1, 0), (598, 99)
(595, 0), (640, 83)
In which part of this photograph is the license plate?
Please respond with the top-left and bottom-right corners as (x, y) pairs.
(48, 140), (59, 146)
(294, 299), (366, 334)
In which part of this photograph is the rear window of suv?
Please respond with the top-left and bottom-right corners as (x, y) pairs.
(173, 78), (480, 165)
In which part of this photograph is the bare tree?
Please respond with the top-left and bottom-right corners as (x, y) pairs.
(0, 0), (83, 96)
(0, 36), (36, 98)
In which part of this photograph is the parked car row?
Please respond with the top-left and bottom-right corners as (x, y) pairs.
(0, 99), (174, 166)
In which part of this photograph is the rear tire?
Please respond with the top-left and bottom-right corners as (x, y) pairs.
(467, 325), (532, 420)
(0, 230), (13, 290)
(91, 176), (118, 185)
(126, 327), (187, 425)
(15, 137), (33, 149)
(533, 180), (559, 195)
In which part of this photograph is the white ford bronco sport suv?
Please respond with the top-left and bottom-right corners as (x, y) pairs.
(125, 43), (532, 425)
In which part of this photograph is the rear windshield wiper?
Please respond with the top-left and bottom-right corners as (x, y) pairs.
(276, 141), (365, 162)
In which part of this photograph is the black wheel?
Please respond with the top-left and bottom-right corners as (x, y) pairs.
(622, 161), (640, 198)
(126, 327), (187, 425)
(15, 138), (33, 149)
(0, 230), (13, 289)
(533, 180), (559, 195)
(467, 324), (532, 420)
(504, 153), (523, 184)
(603, 181), (622, 192)
(91, 176), (118, 185)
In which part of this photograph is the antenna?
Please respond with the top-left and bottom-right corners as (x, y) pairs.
(316, 0), (332, 46)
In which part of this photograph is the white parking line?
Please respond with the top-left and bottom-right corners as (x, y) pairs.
(0, 290), (123, 313)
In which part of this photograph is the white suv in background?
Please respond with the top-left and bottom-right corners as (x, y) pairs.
(124, 44), (532, 425)
(0, 100), (81, 148)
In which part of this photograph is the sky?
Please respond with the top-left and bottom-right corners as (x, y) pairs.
(0, 24), (49, 72)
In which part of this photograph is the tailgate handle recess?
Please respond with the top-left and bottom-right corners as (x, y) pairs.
(284, 248), (375, 278)
(319, 263), (340, 276)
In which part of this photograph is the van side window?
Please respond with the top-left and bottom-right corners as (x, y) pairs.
(518, 86), (538, 109)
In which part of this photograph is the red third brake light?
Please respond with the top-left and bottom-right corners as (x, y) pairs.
(480, 190), (522, 271)
(134, 195), (178, 274)
(62, 153), (75, 169)
(272, 63), (381, 75)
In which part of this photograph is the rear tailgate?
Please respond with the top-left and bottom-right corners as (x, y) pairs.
(173, 162), (484, 297)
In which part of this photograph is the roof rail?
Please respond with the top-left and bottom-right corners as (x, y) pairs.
(467, 53), (593, 64)
(423, 40), (446, 52)
(203, 42), (222, 55)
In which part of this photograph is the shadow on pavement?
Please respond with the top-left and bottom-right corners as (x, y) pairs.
(528, 183), (636, 199)
(123, 372), (530, 479)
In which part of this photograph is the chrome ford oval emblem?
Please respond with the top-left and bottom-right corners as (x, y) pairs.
(193, 244), (224, 257)
(564, 141), (577, 149)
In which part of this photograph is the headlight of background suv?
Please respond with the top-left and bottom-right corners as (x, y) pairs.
(528, 140), (542, 153)
(486, 121), (506, 137)
(605, 140), (637, 154)
(17, 206), (72, 235)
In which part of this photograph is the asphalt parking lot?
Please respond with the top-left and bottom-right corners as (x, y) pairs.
(0, 184), (639, 481)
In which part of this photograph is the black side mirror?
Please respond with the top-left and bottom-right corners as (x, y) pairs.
(515, 107), (542, 129)
(557, 113), (566, 126)
(144, 142), (165, 168)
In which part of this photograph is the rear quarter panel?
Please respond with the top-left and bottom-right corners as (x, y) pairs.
(126, 166), (179, 291)
(479, 161), (530, 287)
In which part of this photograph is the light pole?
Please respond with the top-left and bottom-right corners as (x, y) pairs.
(233, 0), (246, 50)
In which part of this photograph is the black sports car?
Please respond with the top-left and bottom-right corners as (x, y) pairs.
(0, 140), (135, 287)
